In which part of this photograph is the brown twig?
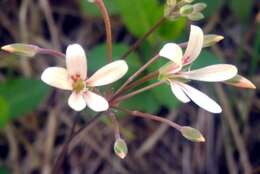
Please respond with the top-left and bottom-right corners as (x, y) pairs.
(52, 116), (78, 174)
(215, 84), (252, 174)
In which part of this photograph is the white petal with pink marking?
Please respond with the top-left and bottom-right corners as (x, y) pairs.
(41, 67), (72, 90)
(179, 83), (222, 113)
(68, 92), (87, 111)
(180, 64), (238, 82)
(183, 25), (204, 65)
(86, 60), (128, 87)
(84, 91), (109, 112)
(169, 81), (190, 103)
(66, 44), (87, 79)
(159, 43), (183, 66)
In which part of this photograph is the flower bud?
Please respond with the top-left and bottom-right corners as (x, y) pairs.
(114, 138), (128, 159)
(188, 12), (204, 21)
(225, 75), (256, 89)
(180, 126), (205, 142)
(180, 4), (194, 16)
(203, 34), (224, 47)
(1, 43), (39, 57)
(193, 3), (207, 12)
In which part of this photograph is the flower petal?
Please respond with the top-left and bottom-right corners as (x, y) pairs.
(169, 80), (190, 103)
(183, 25), (204, 65)
(86, 60), (128, 87)
(179, 83), (222, 113)
(84, 91), (109, 112)
(159, 43), (183, 66)
(41, 67), (72, 90)
(180, 64), (238, 82)
(68, 92), (87, 111)
(66, 44), (87, 79)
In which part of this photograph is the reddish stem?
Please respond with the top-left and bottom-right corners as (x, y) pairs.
(95, 0), (113, 62)
(115, 107), (181, 131)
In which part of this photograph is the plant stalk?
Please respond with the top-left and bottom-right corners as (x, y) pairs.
(95, 0), (113, 62)
(113, 81), (165, 104)
(115, 107), (181, 131)
(111, 54), (160, 100)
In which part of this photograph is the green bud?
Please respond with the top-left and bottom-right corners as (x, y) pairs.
(188, 12), (204, 21)
(180, 4), (194, 16)
(1, 43), (39, 57)
(114, 138), (128, 159)
(193, 3), (207, 12)
(180, 126), (205, 142)
(203, 34), (224, 47)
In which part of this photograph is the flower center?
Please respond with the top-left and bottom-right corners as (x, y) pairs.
(71, 76), (85, 93)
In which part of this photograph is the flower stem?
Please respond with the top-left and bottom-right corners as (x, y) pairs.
(38, 48), (65, 58)
(111, 54), (160, 100)
(122, 71), (159, 93)
(95, 0), (113, 62)
(108, 112), (121, 140)
(120, 6), (178, 60)
(114, 107), (181, 131)
(121, 17), (166, 60)
(113, 81), (165, 104)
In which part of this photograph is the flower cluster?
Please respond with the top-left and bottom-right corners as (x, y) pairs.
(1, 0), (256, 160)
(158, 25), (238, 113)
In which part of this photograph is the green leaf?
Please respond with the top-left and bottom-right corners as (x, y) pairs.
(114, 0), (186, 43)
(0, 78), (50, 121)
(121, 91), (160, 114)
(151, 83), (180, 109)
(80, 0), (118, 16)
(0, 167), (9, 174)
(180, 126), (205, 142)
(114, 0), (159, 41)
(0, 97), (10, 128)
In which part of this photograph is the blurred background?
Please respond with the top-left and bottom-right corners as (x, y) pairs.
(0, 0), (259, 173)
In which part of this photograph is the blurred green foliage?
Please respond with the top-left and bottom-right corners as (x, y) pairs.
(0, 167), (9, 174)
(0, 78), (50, 127)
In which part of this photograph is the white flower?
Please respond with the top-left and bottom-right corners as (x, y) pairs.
(41, 44), (128, 112)
(159, 25), (238, 113)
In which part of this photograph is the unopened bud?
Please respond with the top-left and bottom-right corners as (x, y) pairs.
(225, 75), (256, 89)
(188, 12), (204, 21)
(180, 126), (205, 142)
(1, 43), (39, 57)
(203, 34), (224, 47)
(193, 3), (207, 12)
(180, 4), (194, 16)
(88, 0), (96, 3)
(114, 138), (128, 159)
